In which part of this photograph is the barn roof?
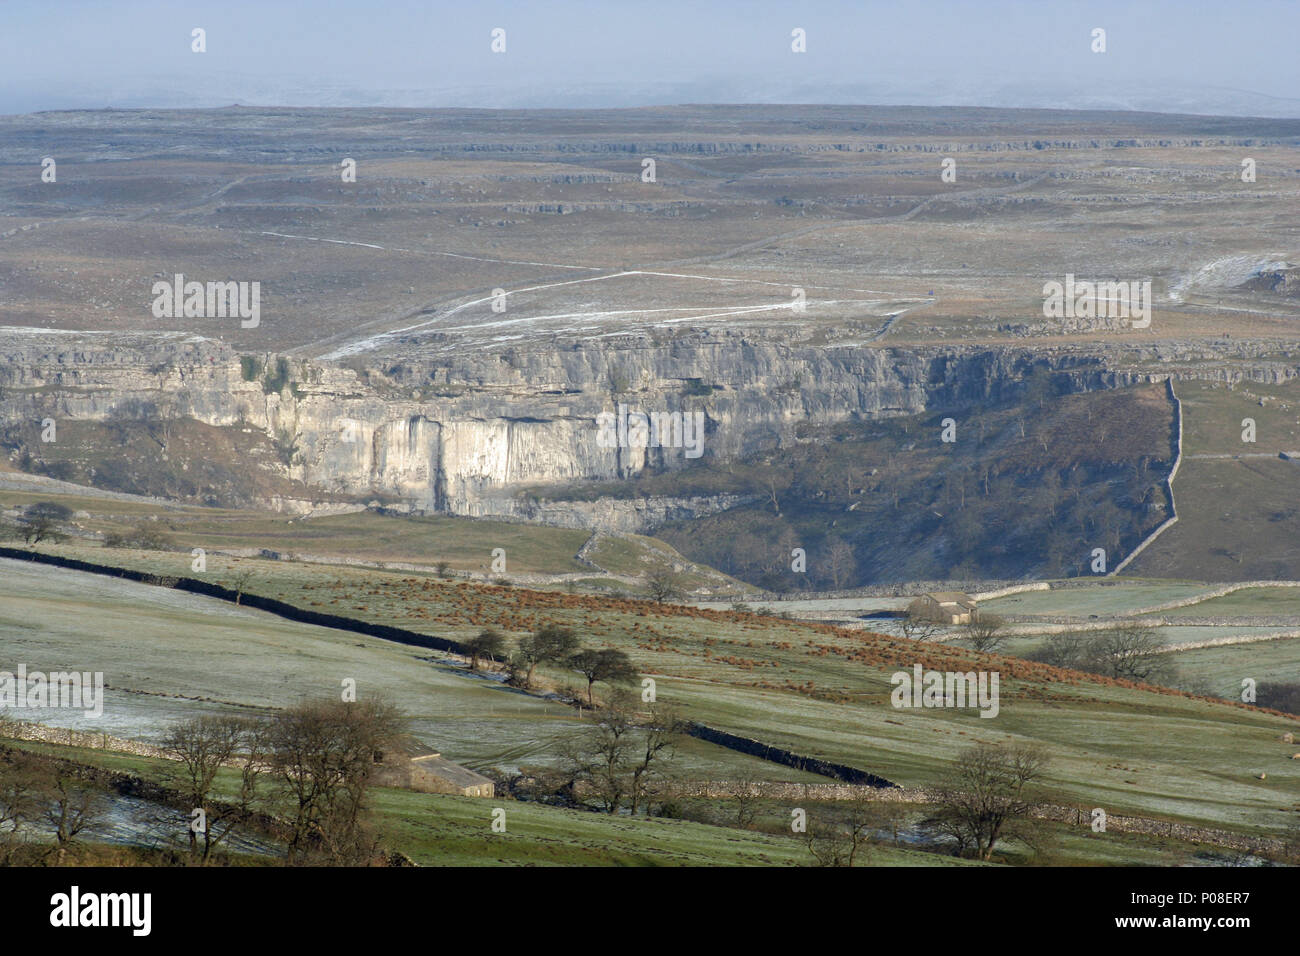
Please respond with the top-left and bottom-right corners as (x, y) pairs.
(925, 591), (976, 606)
(383, 735), (441, 761)
(412, 754), (495, 790)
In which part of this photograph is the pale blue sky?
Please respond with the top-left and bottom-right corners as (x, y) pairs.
(1, 0), (1296, 115)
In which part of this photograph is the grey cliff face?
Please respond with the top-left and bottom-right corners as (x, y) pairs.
(1, 330), (1294, 529)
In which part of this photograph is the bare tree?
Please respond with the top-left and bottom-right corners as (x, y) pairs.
(921, 743), (1050, 861)
(880, 459), (902, 510)
(1024, 632), (1092, 670)
(570, 701), (635, 814)
(804, 795), (883, 867)
(41, 771), (107, 864)
(514, 626), (580, 688)
(1087, 624), (1173, 684)
(872, 800), (911, 846)
(230, 569), (254, 606)
(1256, 682), (1300, 716)
(103, 521), (171, 551)
(645, 565), (683, 604)
(267, 697), (406, 864)
(964, 613), (1007, 653)
(627, 702), (682, 816)
(0, 749), (45, 865)
(160, 715), (267, 864)
(764, 476), (783, 516)
(565, 693), (681, 816)
(900, 599), (941, 642)
(730, 766), (763, 830)
(464, 629), (506, 670)
(826, 538), (857, 590)
(566, 648), (637, 706)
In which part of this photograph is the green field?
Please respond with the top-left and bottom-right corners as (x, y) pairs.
(0, 555), (832, 783)
(1127, 378), (1300, 581)
(0, 488), (747, 596)
(6, 499), (1300, 866)
(983, 583), (1214, 618)
(1162, 586), (1300, 618)
(1001, 626), (1294, 655)
(1176, 379), (1300, 458)
(0, 737), (1243, 867)
(4, 540), (1298, 847)
(1170, 638), (1300, 699)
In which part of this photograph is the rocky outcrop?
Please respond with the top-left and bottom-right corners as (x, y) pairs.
(2, 330), (1296, 531)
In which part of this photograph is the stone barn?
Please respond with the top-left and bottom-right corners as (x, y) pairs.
(373, 736), (495, 797)
(917, 591), (978, 625)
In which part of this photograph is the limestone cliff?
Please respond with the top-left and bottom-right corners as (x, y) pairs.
(1, 330), (1295, 530)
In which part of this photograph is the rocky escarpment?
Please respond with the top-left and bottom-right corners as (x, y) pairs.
(1, 330), (1296, 530)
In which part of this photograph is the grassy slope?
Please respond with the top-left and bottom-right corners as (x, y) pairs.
(1129, 378), (1300, 580)
(1173, 639), (1300, 698)
(0, 489), (747, 595)
(4, 539), (1297, 843)
(368, 788), (966, 867)
(2, 738), (1221, 867)
(0, 739), (963, 867)
(1162, 586), (1300, 617)
(0, 554), (829, 782)
(982, 583), (1215, 617)
(0, 495), (595, 572)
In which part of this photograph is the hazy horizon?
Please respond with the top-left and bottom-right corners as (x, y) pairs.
(2, 0), (1298, 118)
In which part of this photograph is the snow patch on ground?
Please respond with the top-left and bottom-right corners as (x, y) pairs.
(1168, 253), (1293, 302)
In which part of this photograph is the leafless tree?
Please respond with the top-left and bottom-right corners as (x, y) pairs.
(920, 743), (1050, 861)
(161, 715), (267, 864)
(764, 475), (783, 516)
(565, 692), (681, 816)
(879, 459), (902, 510)
(230, 569), (254, 606)
(514, 626), (580, 688)
(1024, 631), (1092, 670)
(901, 600), (941, 642)
(571, 700), (635, 814)
(1087, 624), (1173, 684)
(267, 697), (406, 865)
(566, 648), (637, 706)
(627, 702), (682, 816)
(103, 521), (170, 551)
(964, 613), (1007, 653)
(645, 565), (683, 604)
(804, 795), (883, 867)
(826, 538), (857, 590)
(730, 766), (763, 830)
(0, 748), (45, 865)
(871, 800), (911, 846)
(41, 771), (107, 864)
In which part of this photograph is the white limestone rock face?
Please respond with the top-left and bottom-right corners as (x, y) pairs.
(3, 329), (1291, 528)
(372, 416), (439, 503)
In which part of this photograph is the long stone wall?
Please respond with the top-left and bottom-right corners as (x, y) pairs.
(0, 546), (468, 658)
(0, 720), (168, 758)
(685, 723), (897, 787)
(1112, 376), (1182, 576)
(671, 781), (1287, 856)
